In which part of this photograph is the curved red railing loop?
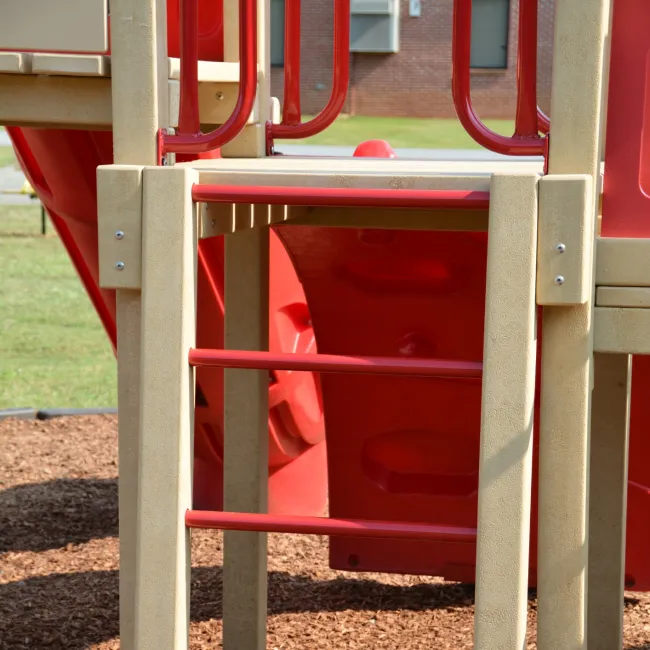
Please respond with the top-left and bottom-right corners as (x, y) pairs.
(281, 0), (302, 126)
(162, 0), (258, 155)
(269, 0), (350, 142)
(537, 107), (550, 135)
(452, 0), (545, 156)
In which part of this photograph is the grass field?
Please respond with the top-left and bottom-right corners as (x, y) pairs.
(276, 115), (515, 149)
(0, 146), (16, 168)
(0, 205), (117, 409)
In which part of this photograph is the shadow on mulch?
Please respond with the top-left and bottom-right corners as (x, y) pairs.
(0, 567), (475, 649)
(0, 478), (118, 553)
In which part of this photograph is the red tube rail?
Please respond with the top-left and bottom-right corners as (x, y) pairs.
(161, 0), (258, 155)
(189, 349), (483, 379)
(452, 0), (545, 155)
(185, 510), (478, 543)
(515, 0), (539, 138)
(192, 185), (490, 210)
(282, 0), (302, 126)
(269, 0), (350, 144)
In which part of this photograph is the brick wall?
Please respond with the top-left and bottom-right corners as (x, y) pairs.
(270, 0), (555, 120)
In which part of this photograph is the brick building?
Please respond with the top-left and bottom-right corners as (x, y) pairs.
(269, 0), (555, 119)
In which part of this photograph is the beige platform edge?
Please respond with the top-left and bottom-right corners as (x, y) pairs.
(0, 0), (643, 646)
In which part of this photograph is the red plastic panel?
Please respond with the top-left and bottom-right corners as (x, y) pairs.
(602, 0), (650, 236)
(275, 224), (650, 590)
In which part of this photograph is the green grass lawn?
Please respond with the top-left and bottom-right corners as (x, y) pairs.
(277, 116), (515, 149)
(0, 205), (117, 409)
(0, 146), (16, 168)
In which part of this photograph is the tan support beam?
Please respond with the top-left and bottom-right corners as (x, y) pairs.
(110, 0), (169, 164)
(136, 167), (198, 649)
(596, 287), (650, 308)
(222, 226), (270, 650)
(537, 0), (611, 646)
(474, 173), (538, 650)
(108, 1), (169, 649)
(587, 353), (631, 650)
(595, 238), (650, 287)
(200, 204), (490, 237)
(593, 307), (650, 354)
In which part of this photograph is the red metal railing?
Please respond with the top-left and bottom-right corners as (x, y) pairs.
(189, 349), (483, 379)
(186, 510), (478, 543)
(161, 0), (258, 155)
(192, 185), (490, 210)
(267, 0), (351, 150)
(452, 0), (548, 156)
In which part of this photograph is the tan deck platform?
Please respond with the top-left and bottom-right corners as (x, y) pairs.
(0, 52), (276, 129)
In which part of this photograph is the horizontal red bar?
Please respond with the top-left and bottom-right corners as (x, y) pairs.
(191, 185), (490, 210)
(185, 510), (477, 543)
(189, 349), (483, 379)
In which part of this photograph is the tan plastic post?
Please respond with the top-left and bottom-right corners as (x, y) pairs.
(108, 1), (169, 648)
(587, 353), (631, 650)
(135, 167), (198, 649)
(537, 0), (611, 647)
(222, 225), (270, 650)
(474, 173), (538, 650)
(221, 0), (270, 157)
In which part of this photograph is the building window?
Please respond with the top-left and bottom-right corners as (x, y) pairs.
(271, 0), (285, 67)
(470, 0), (510, 69)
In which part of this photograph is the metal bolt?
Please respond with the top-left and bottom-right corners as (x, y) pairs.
(115, 261), (125, 271)
(115, 230), (124, 240)
(555, 275), (565, 286)
(216, 91), (224, 100)
(555, 243), (566, 253)
(161, 156), (168, 166)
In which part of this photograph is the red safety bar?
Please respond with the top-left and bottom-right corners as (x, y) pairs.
(452, 0), (548, 156)
(267, 0), (350, 151)
(160, 0), (258, 155)
(185, 510), (478, 543)
(189, 349), (483, 379)
(191, 185), (490, 210)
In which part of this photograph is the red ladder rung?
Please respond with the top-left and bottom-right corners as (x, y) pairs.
(189, 349), (483, 379)
(191, 185), (491, 210)
(185, 510), (478, 543)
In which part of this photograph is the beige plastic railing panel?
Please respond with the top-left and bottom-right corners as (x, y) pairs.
(0, 0), (108, 53)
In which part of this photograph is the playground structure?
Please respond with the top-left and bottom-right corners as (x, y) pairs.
(2, 0), (650, 647)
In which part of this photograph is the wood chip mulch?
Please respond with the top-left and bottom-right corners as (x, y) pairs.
(1, 415), (649, 649)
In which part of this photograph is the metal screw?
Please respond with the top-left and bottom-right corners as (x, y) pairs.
(115, 230), (124, 240)
(216, 91), (224, 100)
(161, 156), (168, 166)
(211, 219), (216, 228)
(115, 261), (125, 271)
(555, 275), (565, 285)
(555, 243), (566, 253)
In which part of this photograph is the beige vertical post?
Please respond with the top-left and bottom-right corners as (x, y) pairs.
(587, 353), (631, 650)
(108, 0), (169, 648)
(221, 0), (271, 157)
(222, 225), (270, 650)
(473, 173), (538, 650)
(135, 167), (198, 649)
(537, 0), (611, 648)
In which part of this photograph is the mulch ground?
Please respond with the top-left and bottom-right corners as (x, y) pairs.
(1, 415), (649, 649)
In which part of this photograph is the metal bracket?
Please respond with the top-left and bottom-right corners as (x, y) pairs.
(537, 174), (594, 305)
(97, 165), (144, 290)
